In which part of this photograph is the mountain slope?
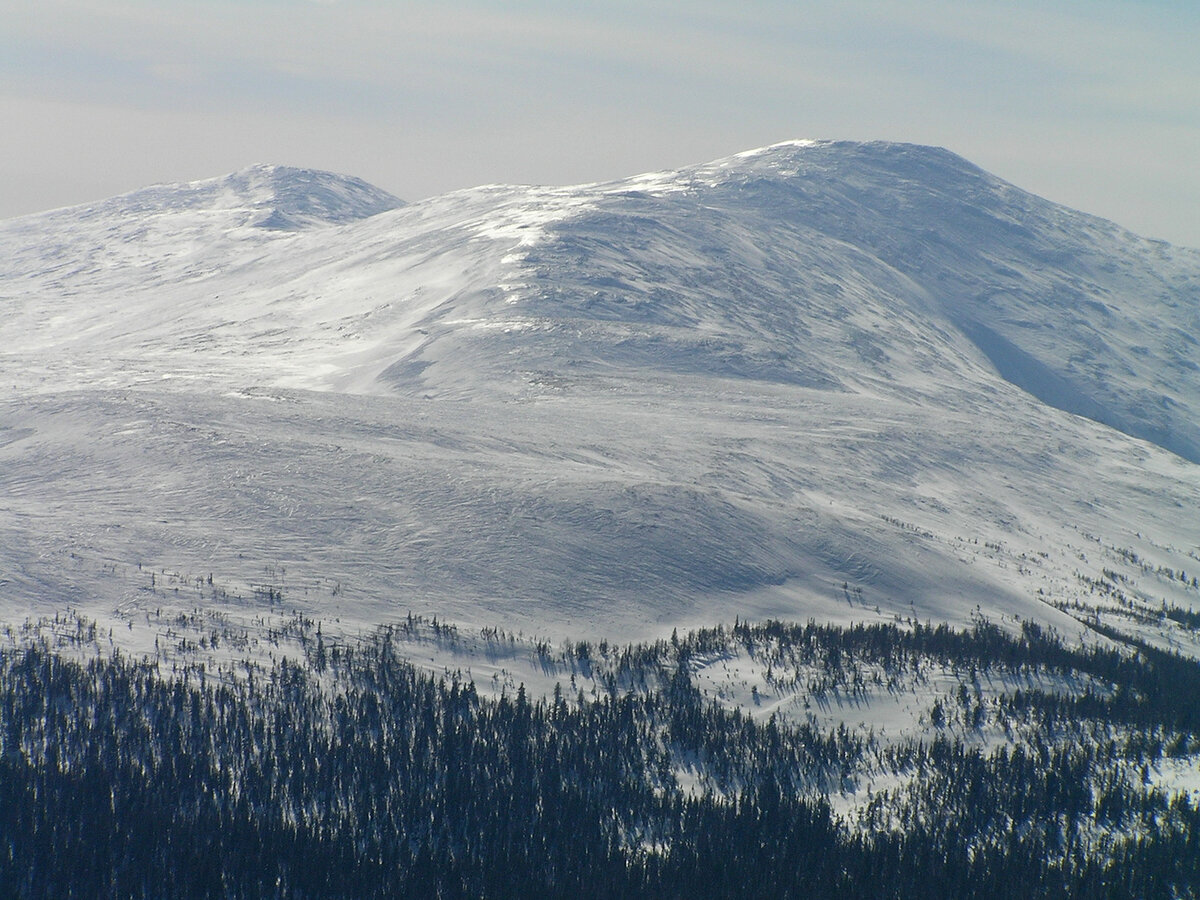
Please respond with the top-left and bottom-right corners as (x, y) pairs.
(0, 143), (1198, 657)
(376, 140), (1200, 460)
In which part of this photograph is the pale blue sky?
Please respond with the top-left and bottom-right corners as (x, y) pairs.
(4, 0), (1199, 246)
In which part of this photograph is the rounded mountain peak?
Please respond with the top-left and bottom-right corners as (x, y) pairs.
(223, 164), (404, 229)
(695, 139), (987, 184)
(616, 140), (992, 203)
(75, 164), (403, 231)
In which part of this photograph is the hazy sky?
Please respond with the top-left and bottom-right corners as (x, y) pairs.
(4, 0), (1199, 247)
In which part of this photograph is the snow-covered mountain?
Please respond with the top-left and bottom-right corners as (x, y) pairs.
(2, 141), (1199, 657)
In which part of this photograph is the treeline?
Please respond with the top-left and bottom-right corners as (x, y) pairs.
(0, 616), (1198, 897)
(569, 616), (1200, 735)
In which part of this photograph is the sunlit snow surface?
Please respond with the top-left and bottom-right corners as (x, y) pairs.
(2, 141), (1199, 660)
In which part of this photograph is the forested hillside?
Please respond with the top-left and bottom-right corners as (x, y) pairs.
(3, 613), (1198, 898)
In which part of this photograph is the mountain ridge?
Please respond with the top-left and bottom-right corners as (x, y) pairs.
(0, 140), (1197, 659)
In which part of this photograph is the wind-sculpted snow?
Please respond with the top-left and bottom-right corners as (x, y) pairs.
(696, 142), (1200, 463)
(462, 141), (1200, 461)
(0, 142), (1198, 655)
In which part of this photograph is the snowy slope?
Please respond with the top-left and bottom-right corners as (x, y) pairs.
(1, 143), (1198, 656)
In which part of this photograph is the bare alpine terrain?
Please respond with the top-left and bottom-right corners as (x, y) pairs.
(3, 140), (1198, 654)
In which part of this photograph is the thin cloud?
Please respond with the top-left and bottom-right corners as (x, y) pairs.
(2, 1), (1198, 245)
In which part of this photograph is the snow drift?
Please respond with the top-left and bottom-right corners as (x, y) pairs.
(1, 141), (1198, 652)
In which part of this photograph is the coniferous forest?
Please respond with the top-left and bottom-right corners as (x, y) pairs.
(1, 614), (1199, 898)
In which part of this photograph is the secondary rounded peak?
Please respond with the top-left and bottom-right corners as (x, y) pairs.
(80, 164), (404, 230)
(221, 164), (405, 229)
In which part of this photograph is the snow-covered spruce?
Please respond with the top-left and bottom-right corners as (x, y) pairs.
(2, 612), (1198, 897)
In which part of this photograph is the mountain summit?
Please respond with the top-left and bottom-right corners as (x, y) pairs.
(97, 163), (405, 229)
(669, 141), (1200, 462)
(0, 142), (1197, 654)
(225, 164), (405, 229)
